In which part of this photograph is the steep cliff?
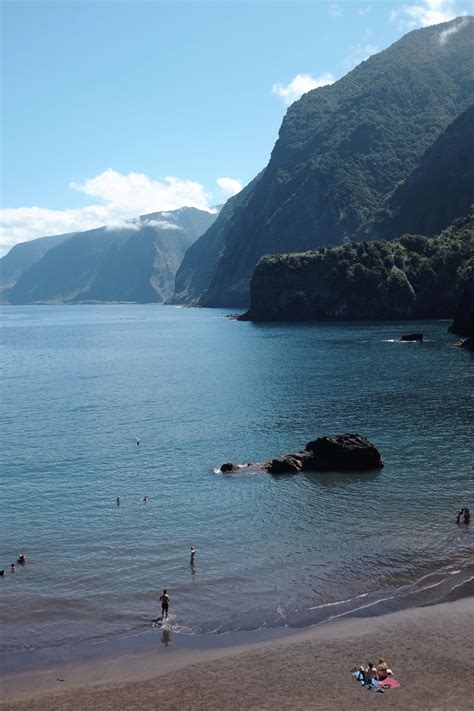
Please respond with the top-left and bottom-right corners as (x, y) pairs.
(172, 17), (473, 308)
(359, 104), (474, 239)
(168, 174), (262, 305)
(448, 257), (474, 337)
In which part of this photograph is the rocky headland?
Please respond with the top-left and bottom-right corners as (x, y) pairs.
(240, 213), (473, 322)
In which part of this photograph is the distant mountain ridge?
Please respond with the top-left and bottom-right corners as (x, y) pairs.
(2, 207), (217, 304)
(172, 17), (474, 307)
(0, 231), (78, 293)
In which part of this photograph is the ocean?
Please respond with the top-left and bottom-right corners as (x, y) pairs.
(1, 305), (472, 654)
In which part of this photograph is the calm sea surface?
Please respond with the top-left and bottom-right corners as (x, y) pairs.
(1, 305), (473, 653)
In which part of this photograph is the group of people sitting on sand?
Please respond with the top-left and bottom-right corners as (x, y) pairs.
(361, 659), (391, 683)
(352, 659), (397, 692)
(0, 553), (27, 576)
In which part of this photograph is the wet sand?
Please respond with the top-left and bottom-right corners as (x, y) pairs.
(1, 597), (472, 710)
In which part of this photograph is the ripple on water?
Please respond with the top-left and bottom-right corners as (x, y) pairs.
(0, 307), (472, 652)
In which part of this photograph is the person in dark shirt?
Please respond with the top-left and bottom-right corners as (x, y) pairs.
(160, 589), (170, 618)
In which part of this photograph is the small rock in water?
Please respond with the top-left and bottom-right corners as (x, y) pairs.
(400, 332), (423, 342)
(455, 337), (473, 350)
(220, 462), (239, 473)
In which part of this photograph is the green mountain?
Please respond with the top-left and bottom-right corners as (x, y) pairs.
(4, 207), (217, 304)
(172, 17), (474, 307)
(359, 104), (474, 240)
(241, 212), (474, 322)
(0, 231), (77, 296)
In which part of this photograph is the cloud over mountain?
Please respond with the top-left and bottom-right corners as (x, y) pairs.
(390, 0), (465, 29)
(272, 73), (335, 106)
(0, 170), (239, 252)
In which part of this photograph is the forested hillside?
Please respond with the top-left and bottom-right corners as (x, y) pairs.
(241, 212), (474, 321)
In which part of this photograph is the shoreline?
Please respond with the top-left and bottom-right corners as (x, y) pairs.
(1, 595), (473, 709)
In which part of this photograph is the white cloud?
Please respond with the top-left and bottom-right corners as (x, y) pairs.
(438, 15), (470, 42)
(358, 6), (372, 16)
(272, 73), (335, 106)
(144, 219), (181, 230)
(342, 43), (378, 72)
(390, 1), (465, 29)
(69, 169), (211, 215)
(0, 170), (241, 251)
(328, 3), (342, 17)
(216, 177), (242, 199)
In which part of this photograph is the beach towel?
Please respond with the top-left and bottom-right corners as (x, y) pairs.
(380, 677), (400, 689)
(352, 670), (400, 692)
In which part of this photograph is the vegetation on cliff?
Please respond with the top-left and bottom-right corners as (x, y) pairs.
(172, 17), (473, 308)
(242, 212), (474, 321)
(358, 103), (474, 240)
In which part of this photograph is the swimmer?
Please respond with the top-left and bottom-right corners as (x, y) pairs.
(17, 553), (26, 565)
(11, 563), (15, 572)
(136, 437), (140, 446)
(142, 496), (148, 503)
(116, 496), (121, 506)
(0, 569), (4, 577)
(159, 589), (170, 619)
(190, 546), (196, 566)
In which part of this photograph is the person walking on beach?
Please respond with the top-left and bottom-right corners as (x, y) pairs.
(160, 589), (170, 619)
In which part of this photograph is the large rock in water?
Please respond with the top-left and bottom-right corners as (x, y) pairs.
(304, 434), (383, 471)
(264, 434), (383, 473)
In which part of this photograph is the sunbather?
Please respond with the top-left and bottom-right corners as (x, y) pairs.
(376, 659), (389, 680)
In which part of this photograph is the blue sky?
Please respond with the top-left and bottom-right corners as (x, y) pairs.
(1, 0), (471, 250)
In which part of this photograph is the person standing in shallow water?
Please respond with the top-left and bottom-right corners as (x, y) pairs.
(160, 589), (170, 619)
(457, 508), (471, 524)
(190, 546), (196, 566)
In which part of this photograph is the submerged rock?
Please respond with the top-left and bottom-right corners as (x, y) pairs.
(304, 433), (384, 471)
(400, 332), (423, 342)
(455, 337), (474, 350)
(220, 462), (239, 473)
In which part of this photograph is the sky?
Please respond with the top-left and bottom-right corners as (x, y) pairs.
(1, 0), (471, 252)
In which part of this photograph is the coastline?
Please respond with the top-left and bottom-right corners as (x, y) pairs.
(1, 595), (473, 710)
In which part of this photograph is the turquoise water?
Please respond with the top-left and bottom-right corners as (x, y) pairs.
(1, 305), (473, 653)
